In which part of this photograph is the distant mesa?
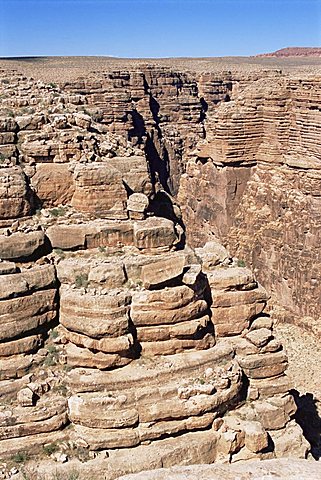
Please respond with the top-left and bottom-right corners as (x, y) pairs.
(256, 47), (321, 57)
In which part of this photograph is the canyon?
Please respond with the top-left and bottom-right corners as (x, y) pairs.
(0, 56), (320, 479)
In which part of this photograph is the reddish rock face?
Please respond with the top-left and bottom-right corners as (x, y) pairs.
(31, 163), (74, 207)
(71, 163), (128, 219)
(178, 75), (321, 327)
(257, 47), (321, 57)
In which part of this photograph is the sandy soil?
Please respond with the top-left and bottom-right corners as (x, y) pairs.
(276, 324), (321, 400)
(275, 323), (321, 459)
(1, 55), (321, 82)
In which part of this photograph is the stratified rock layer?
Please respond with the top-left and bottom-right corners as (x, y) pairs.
(177, 75), (321, 328)
(0, 63), (314, 476)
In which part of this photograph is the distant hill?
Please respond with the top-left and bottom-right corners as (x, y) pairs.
(257, 47), (321, 57)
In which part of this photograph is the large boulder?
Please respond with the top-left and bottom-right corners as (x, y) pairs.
(71, 163), (128, 219)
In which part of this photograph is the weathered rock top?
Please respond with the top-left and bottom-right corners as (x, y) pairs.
(116, 458), (321, 480)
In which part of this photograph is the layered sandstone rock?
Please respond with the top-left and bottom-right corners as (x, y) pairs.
(0, 396), (67, 441)
(0, 261), (57, 380)
(0, 230), (45, 260)
(0, 63), (314, 476)
(0, 166), (32, 219)
(177, 75), (321, 329)
(59, 285), (134, 370)
(71, 163), (128, 219)
(45, 216), (179, 253)
(67, 345), (241, 450)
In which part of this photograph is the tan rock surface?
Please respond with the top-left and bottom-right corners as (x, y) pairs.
(116, 459), (321, 480)
(60, 288), (131, 338)
(0, 166), (31, 219)
(0, 60), (316, 473)
(31, 163), (75, 206)
(71, 163), (128, 219)
(0, 230), (45, 260)
(133, 217), (178, 250)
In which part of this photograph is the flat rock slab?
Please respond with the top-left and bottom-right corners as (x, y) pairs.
(141, 254), (186, 289)
(117, 459), (321, 480)
(0, 230), (45, 260)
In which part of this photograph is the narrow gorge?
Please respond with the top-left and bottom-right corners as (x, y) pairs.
(0, 56), (320, 479)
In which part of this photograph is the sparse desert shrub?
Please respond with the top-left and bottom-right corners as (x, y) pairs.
(73, 446), (90, 463)
(69, 473), (80, 480)
(43, 345), (59, 367)
(44, 354), (57, 367)
(195, 377), (205, 385)
(80, 107), (91, 116)
(237, 259), (246, 267)
(12, 451), (29, 464)
(63, 364), (73, 372)
(52, 383), (68, 397)
(74, 273), (89, 288)
(47, 345), (57, 354)
(43, 442), (59, 456)
(50, 328), (59, 339)
(51, 470), (80, 480)
(53, 248), (66, 259)
(49, 207), (66, 217)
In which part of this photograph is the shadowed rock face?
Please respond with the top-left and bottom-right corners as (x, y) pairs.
(0, 61), (317, 477)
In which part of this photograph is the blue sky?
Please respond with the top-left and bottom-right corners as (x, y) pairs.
(0, 0), (320, 57)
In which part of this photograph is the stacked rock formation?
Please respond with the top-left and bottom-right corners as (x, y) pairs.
(0, 64), (314, 478)
(0, 167), (65, 456)
(178, 74), (321, 330)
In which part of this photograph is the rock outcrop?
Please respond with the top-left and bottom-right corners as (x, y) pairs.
(257, 47), (321, 57)
(177, 75), (321, 330)
(116, 459), (321, 480)
(0, 61), (316, 478)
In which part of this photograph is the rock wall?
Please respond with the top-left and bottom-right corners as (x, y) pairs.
(0, 65), (314, 477)
(178, 75), (321, 327)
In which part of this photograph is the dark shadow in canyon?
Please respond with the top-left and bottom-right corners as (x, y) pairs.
(291, 389), (321, 460)
(145, 132), (170, 193)
(127, 108), (171, 193)
(147, 94), (171, 193)
(148, 190), (186, 249)
(144, 78), (172, 193)
(149, 190), (178, 221)
(149, 95), (161, 125)
(128, 109), (146, 142)
(199, 97), (208, 123)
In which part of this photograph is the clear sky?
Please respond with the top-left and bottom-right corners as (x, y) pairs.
(0, 0), (320, 58)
